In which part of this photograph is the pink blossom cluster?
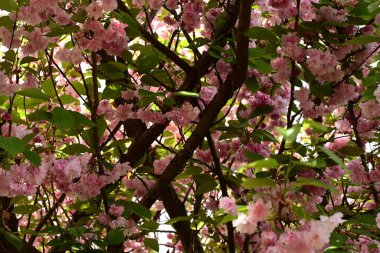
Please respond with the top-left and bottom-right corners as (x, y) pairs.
(0, 162), (47, 197)
(239, 91), (273, 119)
(202, 8), (223, 38)
(17, 0), (63, 25)
(182, 1), (203, 31)
(125, 177), (156, 197)
(294, 87), (334, 118)
(1, 123), (32, 138)
(327, 83), (358, 107)
(77, 19), (128, 56)
(359, 100), (380, 120)
(306, 49), (344, 83)
(98, 204), (137, 233)
(114, 100), (198, 127)
(278, 34), (305, 62)
(347, 159), (371, 184)
(219, 197), (237, 215)
(165, 102), (200, 127)
(53, 155), (131, 200)
(56, 46), (84, 65)
(22, 29), (53, 56)
(271, 57), (291, 84)
(153, 154), (175, 175)
(0, 70), (19, 96)
(317, 6), (347, 22)
(233, 198), (270, 234)
(0, 27), (21, 49)
(259, 213), (344, 253)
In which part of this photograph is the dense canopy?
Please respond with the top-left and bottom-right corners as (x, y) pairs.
(0, 0), (380, 252)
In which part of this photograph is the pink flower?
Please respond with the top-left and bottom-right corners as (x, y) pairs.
(376, 213), (380, 229)
(375, 13), (380, 25)
(318, 6), (346, 22)
(109, 204), (124, 217)
(278, 34), (305, 61)
(149, 0), (162, 10)
(101, 0), (118, 11)
(166, 0), (178, 9)
(306, 49), (344, 83)
(233, 213), (258, 234)
(115, 104), (135, 121)
(374, 85), (380, 103)
(271, 57), (291, 84)
(359, 100), (380, 119)
(219, 197), (237, 215)
(153, 154), (175, 175)
(248, 198), (270, 221)
(86, 1), (104, 20)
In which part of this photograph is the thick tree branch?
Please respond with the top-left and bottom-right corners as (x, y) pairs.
(139, 0), (252, 211)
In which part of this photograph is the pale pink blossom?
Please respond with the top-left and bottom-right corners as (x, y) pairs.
(219, 197), (237, 215)
(153, 154), (175, 175)
(233, 213), (258, 234)
(359, 100), (380, 119)
(248, 198), (270, 221)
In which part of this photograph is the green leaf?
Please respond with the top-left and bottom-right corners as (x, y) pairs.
(125, 201), (151, 219)
(20, 56), (39, 65)
(98, 62), (128, 80)
(166, 216), (191, 225)
(27, 110), (53, 122)
(244, 151), (264, 161)
(137, 52), (159, 73)
(291, 204), (310, 219)
(241, 178), (276, 189)
(251, 105), (273, 117)
(245, 77), (259, 93)
(277, 124), (301, 142)
(304, 119), (330, 133)
(22, 150), (41, 166)
(295, 177), (335, 192)
(0, 0), (17, 12)
(240, 158), (278, 172)
(329, 233), (348, 247)
(294, 158), (326, 168)
(310, 84), (333, 98)
(70, 111), (96, 128)
(144, 238), (159, 252)
(13, 205), (40, 214)
(62, 144), (91, 155)
(0, 137), (26, 156)
(318, 146), (347, 169)
(46, 25), (80, 37)
(245, 27), (278, 41)
(140, 220), (159, 231)
(71, 8), (87, 23)
(172, 91), (200, 98)
(251, 58), (273, 74)
(250, 129), (278, 143)
(194, 174), (218, 194)
(338, 145), (364, 156)
(105, 229), (125, 245)
(347, 214), (376, 226)
(343, 35), (380, 45)
(0, 16), (13, 28)
(52, 107), (75, 131)
(41, 79), (56, 97)
(17, 88), (50, 101)
(0, 230), (22, 252)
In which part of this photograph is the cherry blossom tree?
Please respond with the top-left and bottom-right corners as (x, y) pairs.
(0, 0), (380, 252)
